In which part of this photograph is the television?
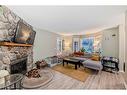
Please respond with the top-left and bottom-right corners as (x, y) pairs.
(14, 20), (36, 45)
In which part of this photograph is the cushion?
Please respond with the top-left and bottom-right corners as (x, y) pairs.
(91, 55), (100, 61)
(74, 51), (84, 56)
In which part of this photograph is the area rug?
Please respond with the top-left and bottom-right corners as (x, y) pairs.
(21, 69), (54, 89)
(52, 64), (93, 82)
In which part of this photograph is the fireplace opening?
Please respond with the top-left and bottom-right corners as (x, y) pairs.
(10, 57), (27, 74)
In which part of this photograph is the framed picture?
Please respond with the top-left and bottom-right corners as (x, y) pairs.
(14, 20), (36, 45)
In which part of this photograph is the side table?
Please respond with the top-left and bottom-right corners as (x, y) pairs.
(101, 56), (119, 73)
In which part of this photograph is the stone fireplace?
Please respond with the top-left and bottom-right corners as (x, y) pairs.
(0, 46), (33, 73)
(0, 6), (34, 73)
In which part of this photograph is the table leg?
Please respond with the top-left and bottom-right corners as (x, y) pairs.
(14, 83), (16, 89)
(63, 60), (64, 66)
(5, 87), (8, 89)
(75, 64), (77, 70)
(78, 63), (80, 68)
(115, 63), (119, 71)
(19, 81), (22, 89)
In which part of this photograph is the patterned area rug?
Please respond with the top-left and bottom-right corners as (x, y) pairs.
(52, 64), (93, 82)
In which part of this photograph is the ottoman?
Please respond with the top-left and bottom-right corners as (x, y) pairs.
(82, 59), (103, 71)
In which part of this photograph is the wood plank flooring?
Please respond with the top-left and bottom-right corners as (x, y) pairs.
(37, 68), (126, 89)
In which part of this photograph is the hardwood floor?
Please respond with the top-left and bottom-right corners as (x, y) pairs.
(38, 68), (126, 89)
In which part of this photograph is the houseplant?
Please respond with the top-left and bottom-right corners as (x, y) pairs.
(80, 47), (86, 52)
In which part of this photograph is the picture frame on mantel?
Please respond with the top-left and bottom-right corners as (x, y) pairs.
(14, 20), (36, 45)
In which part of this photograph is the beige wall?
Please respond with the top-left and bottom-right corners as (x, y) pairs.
(33, 28), (61, 62)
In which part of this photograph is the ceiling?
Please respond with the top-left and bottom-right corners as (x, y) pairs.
(7, 6), (127, 35)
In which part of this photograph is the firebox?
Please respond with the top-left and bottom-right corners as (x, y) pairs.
(10, 56), (27, 74)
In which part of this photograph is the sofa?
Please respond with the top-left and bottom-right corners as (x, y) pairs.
(72, 52), (103, 71)
(57, 51), (102, 72)
(82, 59), (103, 71)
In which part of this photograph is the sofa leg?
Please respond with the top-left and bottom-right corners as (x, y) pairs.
(98, 70), (102, 75)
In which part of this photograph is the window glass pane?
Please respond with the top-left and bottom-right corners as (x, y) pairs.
(74, 41), (78, 52)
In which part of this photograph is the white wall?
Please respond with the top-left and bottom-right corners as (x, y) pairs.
(118, 13), (126, 72)
(95, 13), (126, 71)
(119, 24), (126, 71)
(101, 27), (119, 58)
(33, 28), (61, 62)
(126, 11), (127, 72)
(123, 11), (127, 83)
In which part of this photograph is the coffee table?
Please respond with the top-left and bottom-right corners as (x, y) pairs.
(63, 58), (81, 70)
(0, 74), (23, 89)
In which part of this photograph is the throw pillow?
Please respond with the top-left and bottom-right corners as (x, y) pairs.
(91, 55), (100, 61)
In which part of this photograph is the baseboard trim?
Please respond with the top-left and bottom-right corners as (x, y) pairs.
(119, 70), (124, 73)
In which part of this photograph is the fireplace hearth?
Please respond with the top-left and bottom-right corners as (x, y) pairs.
(10, 56), (27, 74)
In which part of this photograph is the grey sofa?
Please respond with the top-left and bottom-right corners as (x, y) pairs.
(82, 59), (103, 71)
(71, 56), (102, 71)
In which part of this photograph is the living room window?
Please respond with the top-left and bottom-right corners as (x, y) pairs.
(74, 41), (79, 52)
(57, 37), (64, 54)
(73, 37), (80, 52)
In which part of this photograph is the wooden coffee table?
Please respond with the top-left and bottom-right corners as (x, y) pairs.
(63, 58), (81, 70)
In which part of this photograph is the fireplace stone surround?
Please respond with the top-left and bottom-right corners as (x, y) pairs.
(0, 6), (34, 73)
(0, 46), (33, 73)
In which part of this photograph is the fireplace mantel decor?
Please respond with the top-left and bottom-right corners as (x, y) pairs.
(0, 42), (32, 47)
(14, 20), (36, 45)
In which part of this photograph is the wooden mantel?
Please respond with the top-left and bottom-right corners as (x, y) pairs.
(0, 42), (32, 47)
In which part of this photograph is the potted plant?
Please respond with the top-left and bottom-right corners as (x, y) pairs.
(80, 47), (86, 52)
